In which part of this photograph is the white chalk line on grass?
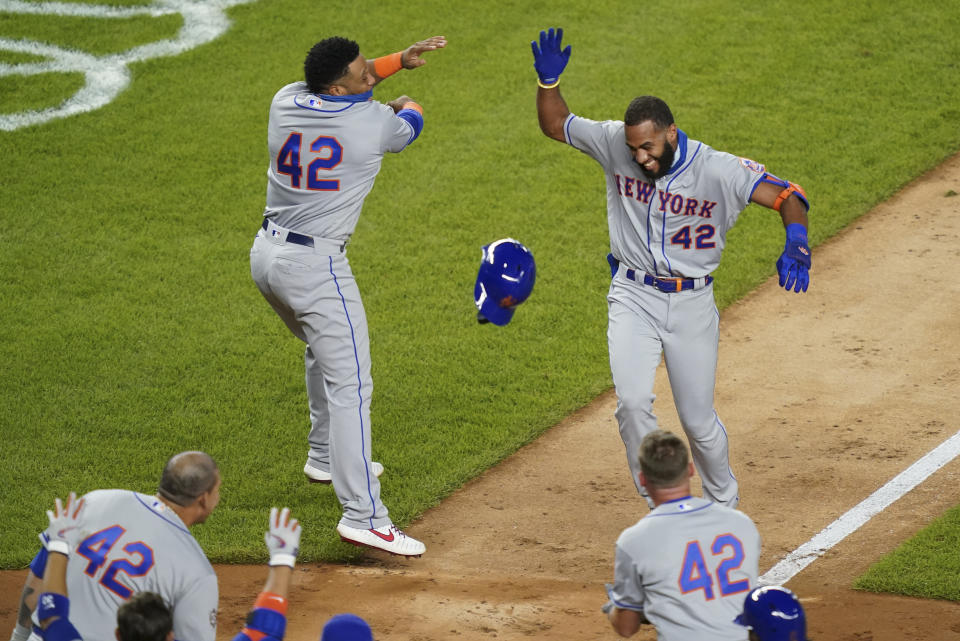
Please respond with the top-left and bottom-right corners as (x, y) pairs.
(760, 429), (960, 586)
(0, 0), (255, 131)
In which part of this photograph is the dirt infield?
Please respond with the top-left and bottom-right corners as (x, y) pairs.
(3, 153), (960, 640)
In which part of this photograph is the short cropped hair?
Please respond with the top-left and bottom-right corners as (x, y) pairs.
(304, 37), (360, 94)
(157, 451), (218, 507)
(624, 95), (674, 129)
(117, 592), (172, 641)
(638, 430), (689, 488)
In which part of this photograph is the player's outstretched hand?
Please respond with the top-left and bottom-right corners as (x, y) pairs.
(531, 28), (571, 85)
(402, 36), (447, 69)
(43, 492), (85, 556)
(264, 507), (301, 568)
(776, 223), (811, 293)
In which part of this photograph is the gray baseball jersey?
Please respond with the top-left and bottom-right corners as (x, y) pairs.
(30, 490), (217, 641)
(609, 496), (760, 641)
(251, 82), (421, 530)
(264, 81), (417, 240)
(563, 115), (764, 278)
(563, 113), (767, 507)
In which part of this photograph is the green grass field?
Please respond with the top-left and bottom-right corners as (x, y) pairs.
(2, 0), (959, 576)
(854, 505), (960, 601)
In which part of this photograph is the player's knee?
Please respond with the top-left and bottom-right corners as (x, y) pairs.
(615, 392), (655, 418)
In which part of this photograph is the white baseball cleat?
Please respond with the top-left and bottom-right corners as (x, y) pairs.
(304, 461), (384, 484)
(336, 523), (426, 557)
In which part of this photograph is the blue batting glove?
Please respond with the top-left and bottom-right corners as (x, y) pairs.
(531, 28), (571, 85)
(776, 223), (811, 293)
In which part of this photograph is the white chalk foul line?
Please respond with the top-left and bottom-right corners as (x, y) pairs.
(760, 429), (960, 586)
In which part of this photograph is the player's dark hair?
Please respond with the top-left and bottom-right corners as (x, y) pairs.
(304, 37), (361, 94)
(624, 95), (674, 130)
(638, 430), (689, 488)
(157, 451), (219, 506)
(116, 592), (173, 641)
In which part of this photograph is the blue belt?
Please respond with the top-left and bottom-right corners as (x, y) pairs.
(625, 269), (713, 293)
(261, 218), (316, 247)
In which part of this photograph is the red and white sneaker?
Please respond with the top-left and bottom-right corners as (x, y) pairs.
(304, 461), (384, 484)
(336, 523), (426, 557)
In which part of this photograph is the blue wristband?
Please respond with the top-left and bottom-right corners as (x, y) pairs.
(245, 608), (286, 639)
(37, 593), (70, 621)
(785, 223), (807, 244)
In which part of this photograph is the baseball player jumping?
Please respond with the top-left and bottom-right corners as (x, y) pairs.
(531, 28), (811, 508)
(605, 430), (761, 640)
(251, 35), (446, 557)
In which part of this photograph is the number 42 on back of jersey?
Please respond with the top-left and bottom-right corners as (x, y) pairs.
(75, 525), (155, 600)
(678, 533), (750, 600)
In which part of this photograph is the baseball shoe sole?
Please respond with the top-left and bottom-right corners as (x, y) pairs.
(304, 461), (384, 484)
(336, 523), (426, 558)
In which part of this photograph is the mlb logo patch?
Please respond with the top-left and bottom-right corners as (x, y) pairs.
(738, 157), (765, 174)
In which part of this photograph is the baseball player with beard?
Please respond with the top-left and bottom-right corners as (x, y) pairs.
(250, 35), (445, 557)
(531, 28), (811, 508)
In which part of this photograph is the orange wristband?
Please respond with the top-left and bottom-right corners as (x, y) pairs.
(253, 591), (288, 615)
(374, 52), (403, 79)
(399, 101), (423, 114)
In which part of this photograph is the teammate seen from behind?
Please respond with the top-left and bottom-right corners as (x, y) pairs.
(531, 28), (811, 509)
(11, 452), (222, 641)
(735, 586), (808, 641)
(604, 430), (760, 640)
(33, 494), (301, 641)
(250, 35), (447, 558)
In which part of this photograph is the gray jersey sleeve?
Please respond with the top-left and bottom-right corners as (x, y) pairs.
(378, 105), (417, 153)
(610, 540), (646, 611)
(171, 573), (219, 641)
(702, 150), (767, 232)
(562, 113), (622, 166)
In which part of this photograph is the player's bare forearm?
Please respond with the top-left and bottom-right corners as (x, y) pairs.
(607, 606), (644, 637)
(537, 86), (570, 142)
(751, 181), (809, 229)
(41, 552), (69, 599)
(16, 572), (42, 626)
(778, 194), (809, 229)
(261, 565), (292, 600)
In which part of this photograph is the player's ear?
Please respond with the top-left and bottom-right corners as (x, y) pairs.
(667, 123), (678, 145)
(686, 462), (695, 479)
(165, 631), (175, 641)
(326, 83), (346, 96)
(115, 628), (122, 641)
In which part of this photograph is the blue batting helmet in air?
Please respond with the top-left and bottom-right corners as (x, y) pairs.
(734, 586), (806, 641)
(474, 238), (536, 326)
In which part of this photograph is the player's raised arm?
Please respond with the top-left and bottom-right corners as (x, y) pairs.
(368, 36), (447, 84)
(532, 28), (572, 142)
(750, 174), (812, 293)
(231, 507), (301, 641)
(36, 493), (86, 641)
